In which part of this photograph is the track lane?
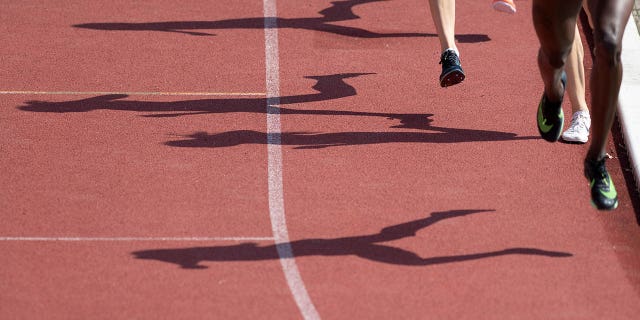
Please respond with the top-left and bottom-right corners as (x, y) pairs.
(1, 0), (639, 319)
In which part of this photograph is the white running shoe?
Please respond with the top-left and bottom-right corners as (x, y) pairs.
(561, 110), (591, 143)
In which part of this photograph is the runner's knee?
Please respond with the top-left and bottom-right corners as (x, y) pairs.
(593, 28), (623, 66)
(540, 47), (571, 69)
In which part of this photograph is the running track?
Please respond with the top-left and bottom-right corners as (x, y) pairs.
(1, 1), (640, 319)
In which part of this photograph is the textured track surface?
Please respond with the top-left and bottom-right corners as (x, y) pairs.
(1, 1), (639, 319)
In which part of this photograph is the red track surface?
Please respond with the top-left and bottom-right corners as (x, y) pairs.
(1, 0), (639, 319)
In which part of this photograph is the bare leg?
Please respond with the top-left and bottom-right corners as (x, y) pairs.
(532, 0), (583, 104)
(532, 0), (583, 142)
(562, 25), (592, 143)
(584, 0), (634, 161)
(566, 26), (589, 114)
(429, 0), (457, 53)
(430, 0), (464, 87)
(535, 0), (633, 210)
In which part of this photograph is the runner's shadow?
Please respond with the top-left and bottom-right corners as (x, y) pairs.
(132, 209), (572, 269)
(164, 126), (538, 149)
(18, 73), (374, 116)
(19, 72), (538, 148)
(73, 0), (490, 42)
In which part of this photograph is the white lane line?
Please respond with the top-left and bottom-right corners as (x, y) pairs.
(263, 0), (320, 319)
(0, 90), (265, 96)
(0, 237), (274, 241)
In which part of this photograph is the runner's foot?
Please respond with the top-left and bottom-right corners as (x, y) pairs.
(439, 49), (465, 87)
(584, 157), (619, 210)
(561, 110), (591, 143)
(537, 72), (566, 142)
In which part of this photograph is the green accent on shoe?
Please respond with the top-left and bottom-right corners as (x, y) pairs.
(536, 72), (566, 142)
(584, 157), (619, 211)
(536, 95), (564, 141)
(537, 100), (554, 133)
(591, 175), (617, 200)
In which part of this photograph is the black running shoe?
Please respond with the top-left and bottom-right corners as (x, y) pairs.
(439, 50), (465, 87)
(584, 157), (619, 210)
(536, 73), (566, 142)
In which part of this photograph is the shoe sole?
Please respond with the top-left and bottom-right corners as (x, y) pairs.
(440, 70), (465, 87)
(492, 2), (516, 14)
(591, 199), (619, 210)
(561, 135), (588, 144)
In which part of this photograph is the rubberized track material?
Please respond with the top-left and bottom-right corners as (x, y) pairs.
(1, 1), (639, 319)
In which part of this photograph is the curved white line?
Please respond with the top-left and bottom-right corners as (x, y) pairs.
(263, 1), (320, 319)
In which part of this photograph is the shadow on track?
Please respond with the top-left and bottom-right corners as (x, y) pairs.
(73, 0), (490, 42)
(18, 73), (375, 116)
(164, 127), (537, 149)
(19, 73), (538, 148)
(132, 209), (572, 269)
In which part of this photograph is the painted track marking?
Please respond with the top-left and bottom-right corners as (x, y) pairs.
(1, 1), (319, 317)
(0, 237), (274, 241)
(263, 0), (320, 319)
(0, 90), (265, 96)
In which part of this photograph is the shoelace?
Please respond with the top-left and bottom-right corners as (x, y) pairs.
(589, 158), (608, 180)
(440, 51), (458, 65)
(569, 113), (589, 131)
